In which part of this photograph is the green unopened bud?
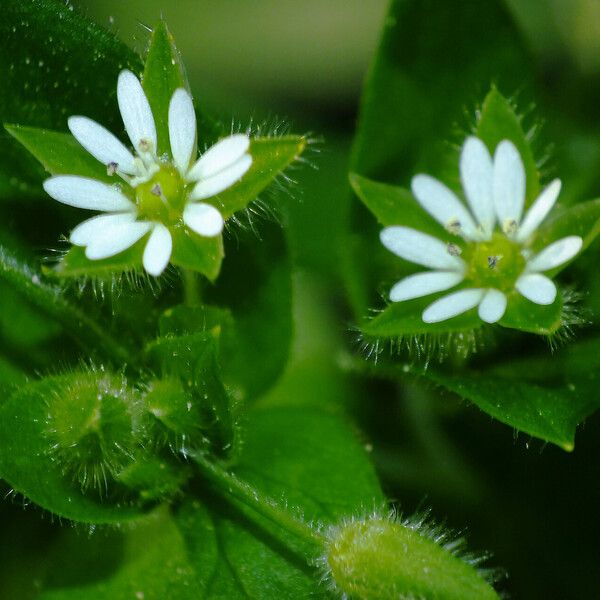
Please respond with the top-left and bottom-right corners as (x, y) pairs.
(324, 515), (499, 600)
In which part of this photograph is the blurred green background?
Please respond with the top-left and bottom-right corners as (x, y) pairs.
(2, 1), (600, 598)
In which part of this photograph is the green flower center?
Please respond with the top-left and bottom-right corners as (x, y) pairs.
(135, 165), (185, 224)
(462, 233), (526, 292)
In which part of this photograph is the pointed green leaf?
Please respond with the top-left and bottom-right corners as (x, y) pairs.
(476, 87), (540, 205)
(216, 137), (306, 218)
(142, 20), (191, 157)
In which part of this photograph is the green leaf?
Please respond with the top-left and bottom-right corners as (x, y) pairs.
(0, 0), (142, 198)
(475, 87), (540, 205)
(216, 137), (306, 218)
(350, 0), (531, 181)
(205, 223), (293, 399)
(5, 125), (115, 183)
(0, 246), (132, 363)
(38, 509), (203, 600)
(142, 20), (191, 157)
(0, 376), (147, 523)
(176, 405), (384, 597)
(350, 172), (448, 238)
(419, 367), (583, 452)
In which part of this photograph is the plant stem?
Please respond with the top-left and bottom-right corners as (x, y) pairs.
(182, 268), (201, 306)
(193, 453), (326, 554)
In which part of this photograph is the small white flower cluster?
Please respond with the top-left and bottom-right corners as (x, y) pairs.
(43, 70), (252, 276)
(381, 137), (582, 324)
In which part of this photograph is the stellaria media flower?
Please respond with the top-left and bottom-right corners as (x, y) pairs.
(42, 70), (252, 276)
(380, 137), (583, 324)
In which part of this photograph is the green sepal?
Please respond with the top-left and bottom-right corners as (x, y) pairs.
(350, 172), (448, 238)
(5, 125), (116, 184)
(142, 20), (192, 157)
(52, 240), (146, 279)
(476, 87), (540, 205)
(170, 227), (224, 281)
(216, 136), (306, 218)
(362, 294), (481, 338)
(532, 198), (600, 273)
(145, 333), (236, 458)
(499, 289), (563, 335)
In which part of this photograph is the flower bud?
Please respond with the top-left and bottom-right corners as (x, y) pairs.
(324, 515), (498, 600)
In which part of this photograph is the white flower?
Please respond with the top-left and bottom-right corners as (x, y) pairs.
(380, 137), (583, 324)
(43, 70), (252, 276)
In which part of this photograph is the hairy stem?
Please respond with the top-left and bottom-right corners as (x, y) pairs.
(182, 268), (202, 306)
(193, 453), (325, 555)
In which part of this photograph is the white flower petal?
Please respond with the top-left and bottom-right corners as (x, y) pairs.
(526, 236), (583, 272)
(43, 176), (134, 212)
(68, 116), (136, 175)
(380, 226), (465, 271)
(117, 70), (157, 153)
(389, 271), (464, 302)
(70, 213), (136, 246)
(143, 223), (172, 276)
(493, 139), (525, 228)
(411, 174), (480, 240)
(516, 273), (557, 305)
(183, 202), (224, 237)
(478, 289), (507, 323)
(460, 136), (495, 236)
(85, 221), (152, 260)
(189, 154), (252, 201)
(515, 179), (562, 243)
(422, 289), (485, 323)
(187, 134), (251, 181)
(168, 88), (197, 175)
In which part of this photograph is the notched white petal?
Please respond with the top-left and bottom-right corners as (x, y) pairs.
(70, 213), (136, 246)
(516, 273), (557, 305)
(68, 116), (136, 175)
(389, 271), (464, 302)
(169, 88), (197, 175)
(183, 202), (224, 237)
(380, 226), (466, 271)
(526, 236), (583, 272)
(411, 174), (480, 240)
(478, 288), (507, 323)
(85, 221), (152, 260)
(516, 179), (561, 243)
(187, 134), (251, 181)
(189, 154), (252, 201)
(117, 70), (157, 153)
(143, 223), (172, 276)
(460, 136), (495, 236)
(493, 139), (525, 226)
(43, 176), (134, 212)
(422, 289), (485, 323)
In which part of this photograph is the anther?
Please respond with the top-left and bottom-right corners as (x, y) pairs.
(487, 255), (503, 269)
(447, 243), (462, 257)
(138, 138), (153, 153)
(106, 162), (118, 176)
(150, 184), (162, 197)
(445, 218), (461, 235)
(502, 219), (518, 236)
